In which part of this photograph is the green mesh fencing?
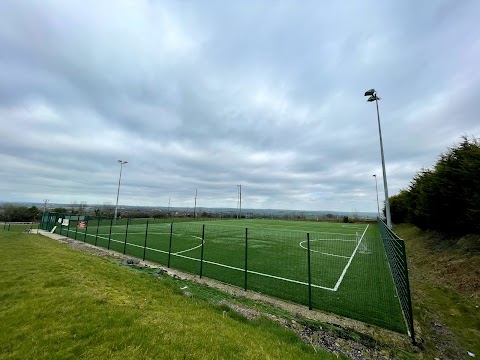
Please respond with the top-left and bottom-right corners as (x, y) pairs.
(39, 213), (412, 335)
(377, 218), (415, 342)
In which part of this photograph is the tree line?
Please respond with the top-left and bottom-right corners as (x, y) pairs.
(389, 136), (480, 235)
(0, 205), (40, 222)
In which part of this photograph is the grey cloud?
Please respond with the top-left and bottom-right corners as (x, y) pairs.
(1, 0), (479, 212)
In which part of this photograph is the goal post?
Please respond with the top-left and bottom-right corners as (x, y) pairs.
(356, 231), (372, 254)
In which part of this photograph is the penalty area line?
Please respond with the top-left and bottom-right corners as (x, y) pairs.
(332, 224), (369, 292)
(298, 240), (350, 259)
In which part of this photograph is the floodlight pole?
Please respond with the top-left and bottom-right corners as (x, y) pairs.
(375, 96), (392, 228)
(239, 185), (242, 218)
(193, 189), (197, 219)
(43, 199), (48, 215)
(42, 199), (48, 230)
(365, 89), (392, 228)
(114, 160), (128, 224)
(237, 185), (242, 219)
(373, 174), (380, 218)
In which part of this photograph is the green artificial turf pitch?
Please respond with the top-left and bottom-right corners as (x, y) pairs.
(56, 219), (406, 333)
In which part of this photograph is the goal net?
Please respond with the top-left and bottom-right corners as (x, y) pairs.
(356, 232), (372, 254)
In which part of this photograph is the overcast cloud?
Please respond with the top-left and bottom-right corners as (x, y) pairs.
(1, 0), (479, 212)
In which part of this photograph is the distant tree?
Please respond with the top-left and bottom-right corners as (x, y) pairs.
(102, 202), (115, 217)
(69, 201), (78, 214)
(0, 204), (38, 222)
(351, 209), (359, 222)
(27, 206), (40, 220)
(200, 211), (211, 218)
(152, 211), (168, 219)
(78, 201), (87, 214)
(53, 207), (67, 213)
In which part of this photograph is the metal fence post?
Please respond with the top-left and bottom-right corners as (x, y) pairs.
(59, 214), (64, 235)
(123, 218), (130, 254)
(74, 218), (79, 240)
(244, 227), (248, 291)
(83, 219), (89, 242)
(107, 218), (113, 249)
(143, 220), (149, 261)
(67, 214), (71, 237)
(167, 223), (173, 268)
(307, 232), (312, 310)
(95, 218), (100, 246)
(199, 224), (205, 278)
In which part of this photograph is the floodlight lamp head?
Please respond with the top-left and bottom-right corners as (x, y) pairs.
(364, 89), (376, 96)
(367, 95), (379, 102)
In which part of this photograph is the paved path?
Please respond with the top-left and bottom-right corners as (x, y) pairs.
(36, 229), (71, 241)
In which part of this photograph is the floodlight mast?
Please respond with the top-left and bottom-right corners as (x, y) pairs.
(114, 160), (128, 224)
(365, 89), (392, 228)
(42, 199), (49, 229)
(373, 174), (380, 218)
(239, 185), (242, 218)
(237, 185), (242, 219)
(193, 189), (197, 219)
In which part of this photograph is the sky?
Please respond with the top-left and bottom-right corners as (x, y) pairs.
(0, 1), (479, 212)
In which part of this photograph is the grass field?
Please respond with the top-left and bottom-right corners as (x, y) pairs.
(0, 230), (340, 359)
(43, 218), (407, 333)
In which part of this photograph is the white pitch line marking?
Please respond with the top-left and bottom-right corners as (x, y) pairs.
(164, 250), (335, 291)
(78, 232), (335, 291)
(333, 224), (369, 291)
(174, 236), (203, 254)
(298, 240), (350, 259)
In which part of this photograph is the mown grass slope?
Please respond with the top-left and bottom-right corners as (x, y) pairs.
(395, 224), (480, 359)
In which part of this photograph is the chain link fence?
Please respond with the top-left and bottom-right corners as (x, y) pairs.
(377, 218), (415, 342)
(37, 212), (412, 337)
